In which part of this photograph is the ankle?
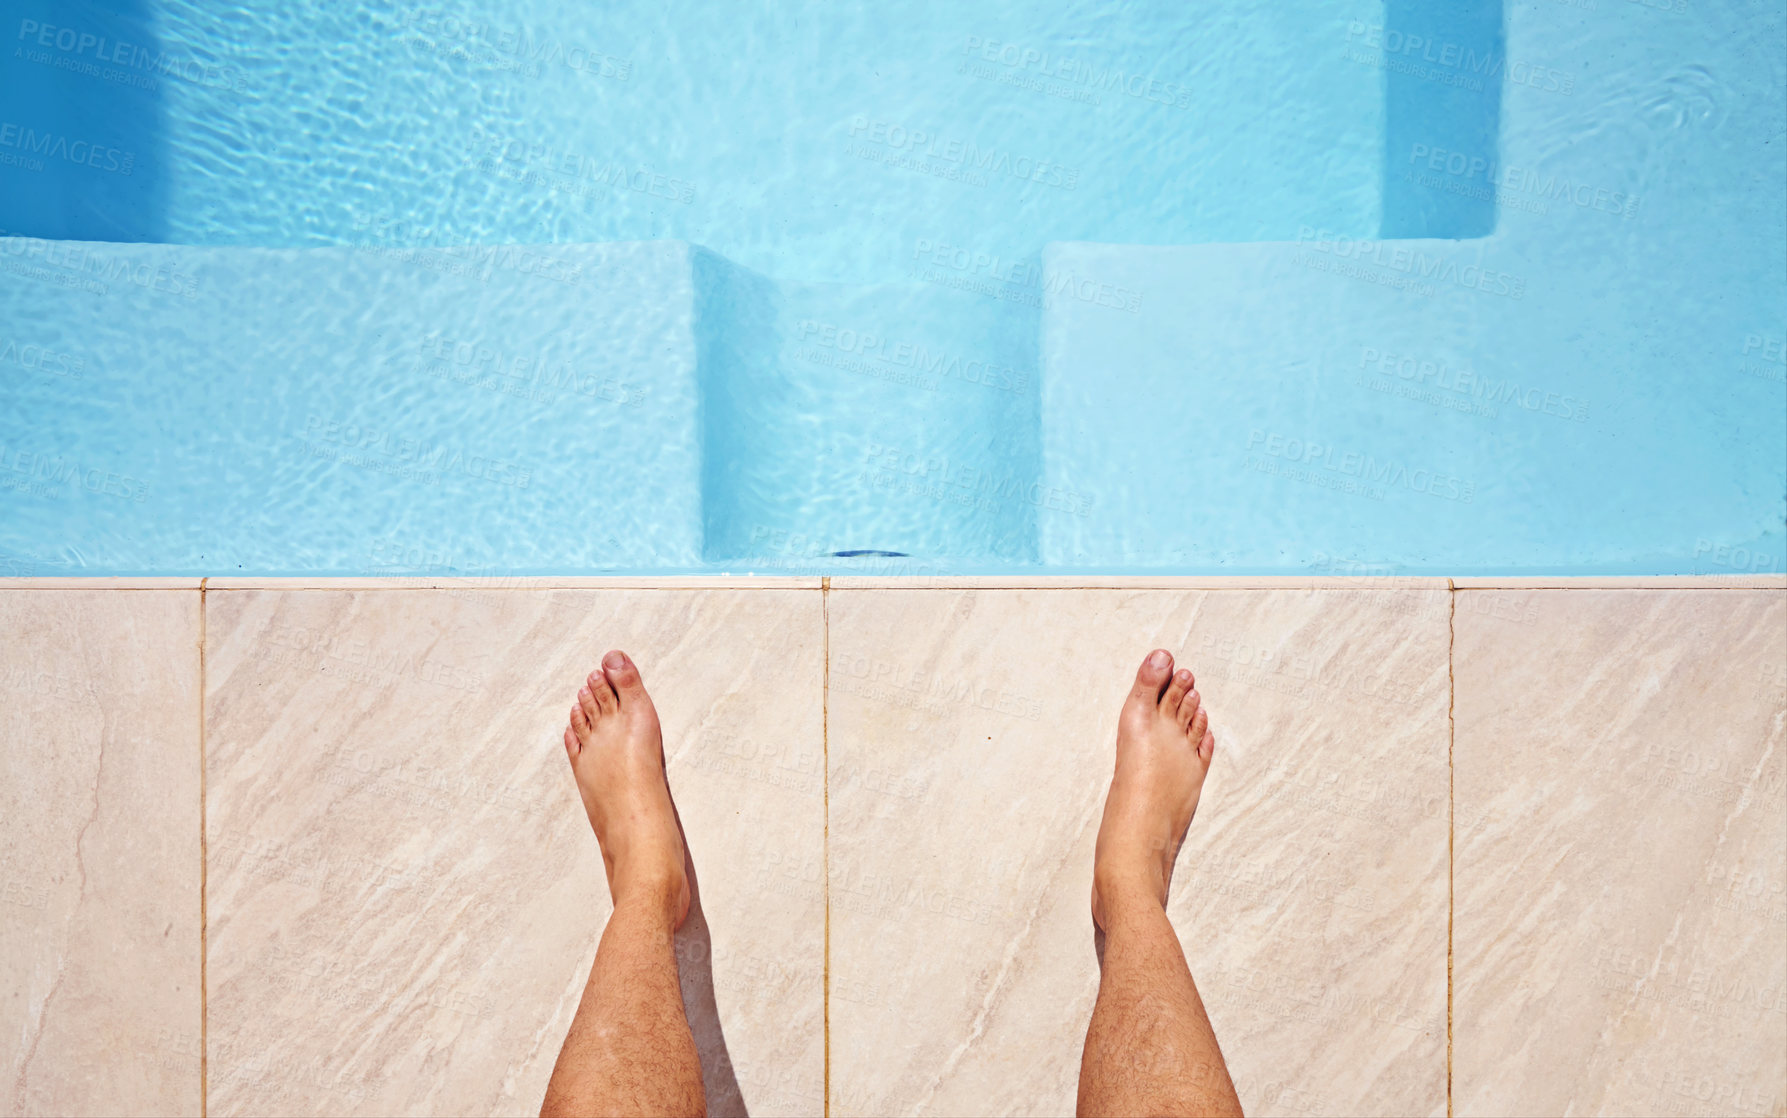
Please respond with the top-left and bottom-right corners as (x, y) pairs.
(1093, 861), (1167, 914)
(610, 865), (685, 923)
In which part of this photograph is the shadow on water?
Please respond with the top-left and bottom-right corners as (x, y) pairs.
(0, 0), (168, 240)
(1379, 0), (1504, 239)
(672, 805), (750, 1117)
(691, 246), (782, 565)
(691, 244), (1046, 568)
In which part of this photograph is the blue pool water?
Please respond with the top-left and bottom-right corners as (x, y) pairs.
(1, 0), (1782, 575)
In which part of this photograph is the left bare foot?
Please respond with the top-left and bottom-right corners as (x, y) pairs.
(1090, 649), (1216, 930)
(563, 650), (690, 928)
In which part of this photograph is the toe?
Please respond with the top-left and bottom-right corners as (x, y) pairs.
(1129, 649), (1175, 705)
(1178, 689), (1201, 732)
(603, 649), (648, 708)
(1161, 668), (1191, 716)
(577, 685), (601, 729)
(1198, 729), (1216, 763)
(1189, 704), (1209, 745)
(563, 725), (580, 758)
(587, 669), (617, 713)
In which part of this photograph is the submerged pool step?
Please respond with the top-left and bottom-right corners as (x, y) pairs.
(1041, 237), (1510, 571)
(10, 216), (1774, 576)
(0, 240), (706, 573)
(692, 250), (1041, 567)
(0, 237), (1047, 574)
(1037, 233), (1782, 573)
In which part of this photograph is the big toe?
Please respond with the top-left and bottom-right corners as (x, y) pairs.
(602, 650), (652, 713)
(1127, 649), (1175, 709)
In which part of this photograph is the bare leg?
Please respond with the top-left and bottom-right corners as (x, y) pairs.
(1077, 650), (1243, 1118)
(542, 650), (706, 1118)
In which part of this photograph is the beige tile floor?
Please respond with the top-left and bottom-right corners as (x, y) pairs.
(2, 591), (202, 1117)
(828, 588), (1450, 1117)
(203, 588), (825, 1118)
(2, 581), (1783, 1117)
(1453, 590), (1787, 1118)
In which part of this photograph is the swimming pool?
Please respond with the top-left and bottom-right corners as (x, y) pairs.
(1, 0), (1782, 575)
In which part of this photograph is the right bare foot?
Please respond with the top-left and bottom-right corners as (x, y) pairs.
(563, 650), (691, 928)
(1091, 649), (1215, 930)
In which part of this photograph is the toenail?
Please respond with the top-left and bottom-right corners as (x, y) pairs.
(579, 687), (591, 699)
(604, 650), (627, 670)
(1148, 650), (1170, 669)
(1176, 670), (1192, 685)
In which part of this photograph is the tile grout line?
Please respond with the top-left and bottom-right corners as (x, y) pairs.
(821, 576), (831, 1118)
(1446, 581), (1455, 1118)
(198, 577), (208, 1118)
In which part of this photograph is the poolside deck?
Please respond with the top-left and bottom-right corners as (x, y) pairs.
(4, 576), (1781, 1116)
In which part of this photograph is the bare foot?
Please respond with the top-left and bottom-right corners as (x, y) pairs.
(1091, 649), (1215, 930)
(563, 650), (691, 928)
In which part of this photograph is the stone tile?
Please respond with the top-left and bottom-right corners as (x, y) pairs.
(0, 590), (201, 1116)
(204, 588), (824, 1117)
(827, 588), (1450, 1117)
(1454, 590), (1787, 1118)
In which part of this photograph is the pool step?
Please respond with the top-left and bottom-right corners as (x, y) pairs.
(0, 239), (706, 573)
(4, 232), (1536, 575)
(0, 237), (1045, 574)
(1037, 238), (1514, 570)
(692, 250), (1041, 568)
(1032, 231), (1700, 573)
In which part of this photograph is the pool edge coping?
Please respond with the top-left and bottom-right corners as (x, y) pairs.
(1, 576), (1782, 591)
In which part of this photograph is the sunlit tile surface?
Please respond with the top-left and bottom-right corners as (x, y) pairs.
(0, 590), (202, 1116)
(1454, 590), (1787, 1117)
